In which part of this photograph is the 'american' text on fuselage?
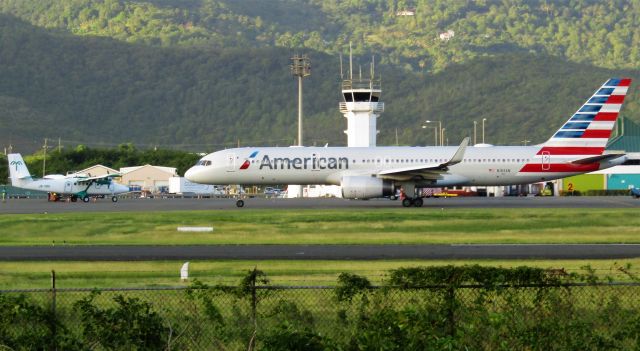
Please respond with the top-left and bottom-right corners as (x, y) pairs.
(259, 155), (349, 170)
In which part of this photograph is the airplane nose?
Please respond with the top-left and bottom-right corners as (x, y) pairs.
(185, 167), (203, 183)
(185, 167), (195, 181)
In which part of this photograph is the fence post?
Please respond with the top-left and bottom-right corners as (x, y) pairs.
(51, 270), (57, 350)
(249, 267), (258, 351)
(447, 286), (455, 337)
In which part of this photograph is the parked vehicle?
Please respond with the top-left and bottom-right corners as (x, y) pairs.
(631, 188), (640, 198)
(264, 187), (282, 196)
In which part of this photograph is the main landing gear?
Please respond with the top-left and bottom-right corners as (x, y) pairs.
(402, 197), (423, 208)
(399, 183), (423, 208)
(236, 199), (245, 208)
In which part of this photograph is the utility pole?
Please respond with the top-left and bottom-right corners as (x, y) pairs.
(58, 137), (61, 153)
(42, 138), (48, 177)
(473, 121), (477, 145)
(290, 54), (311, 146)
(482, 118), (487, 144)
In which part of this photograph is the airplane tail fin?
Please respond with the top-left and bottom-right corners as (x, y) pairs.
(7, 153), (32, 186)
(540, 78), (631, 156)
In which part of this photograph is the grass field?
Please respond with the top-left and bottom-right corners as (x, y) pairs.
(1, 208), (640, 245)
(1, 259), (639, 289)
(2, 208), (640, 290)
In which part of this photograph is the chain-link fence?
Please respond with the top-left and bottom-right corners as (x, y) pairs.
(1, 282), (640, 350)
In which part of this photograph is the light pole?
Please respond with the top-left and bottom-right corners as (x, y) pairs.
(441, 128), (446, 146)
(482, 118), (487, 144)
(473, 121), (477, 145)
(425, 120), (442, 146)
(421, 125), (438, 146)
(290, 54), (311, 146)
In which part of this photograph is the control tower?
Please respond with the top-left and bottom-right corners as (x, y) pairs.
(339, 53), (384, 147)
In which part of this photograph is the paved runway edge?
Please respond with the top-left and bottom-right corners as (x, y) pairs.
(2, 244), (640, 261)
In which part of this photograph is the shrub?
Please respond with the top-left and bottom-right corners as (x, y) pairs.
(74, 291), (168, 350)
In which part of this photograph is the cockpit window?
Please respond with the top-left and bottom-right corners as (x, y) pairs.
(196, 160), (212, 166)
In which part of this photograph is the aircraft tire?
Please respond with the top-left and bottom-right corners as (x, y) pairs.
(413, 198), (423, 207)
(112, 196), (118, 203)
(82, 196), (90, 203)
(71, 196), (78, 202)
(402, 198), (413, 207)
(236, 199), (245, 208)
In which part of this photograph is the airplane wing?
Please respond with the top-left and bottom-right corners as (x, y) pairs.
(82, 173), (121, 181)
(377, 137), (470, 181)
(76, 173), (122, 184)
(569, 153), (625, 165)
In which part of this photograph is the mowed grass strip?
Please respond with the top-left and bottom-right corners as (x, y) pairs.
(0, 208), (639, 245)
(1, 259), (639, 290)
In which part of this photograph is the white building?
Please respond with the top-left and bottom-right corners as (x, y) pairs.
(439, 30), (455, 41)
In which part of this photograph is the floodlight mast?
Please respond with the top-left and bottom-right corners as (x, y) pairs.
(290, 54), (311, 146)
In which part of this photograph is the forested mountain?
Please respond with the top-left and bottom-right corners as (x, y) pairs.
(0, 1), (639, 154)
(1, 0), (639, 71)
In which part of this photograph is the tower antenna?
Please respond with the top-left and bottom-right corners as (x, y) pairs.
(349, 42), (353, 80)
(370, 55), (375, 79)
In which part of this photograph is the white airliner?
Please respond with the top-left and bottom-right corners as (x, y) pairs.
(7, 153), (129, 202)
(186, 78), (631, 207)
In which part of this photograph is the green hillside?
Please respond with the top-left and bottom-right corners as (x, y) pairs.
(1, 0), (639, 72)
(0, 1), (639, 153)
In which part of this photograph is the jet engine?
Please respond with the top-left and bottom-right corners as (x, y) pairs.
(341, 176), (394, 199)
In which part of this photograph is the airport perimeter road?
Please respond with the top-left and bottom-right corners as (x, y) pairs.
(1, 196), (639, 214)
(2, 244), (640, 261)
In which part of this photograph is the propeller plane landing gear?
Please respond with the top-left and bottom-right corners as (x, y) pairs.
(236, 199), (245, 208)
(111, 196), (118, 203)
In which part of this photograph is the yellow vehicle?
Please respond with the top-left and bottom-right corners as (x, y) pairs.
(433, 192), (459, 198)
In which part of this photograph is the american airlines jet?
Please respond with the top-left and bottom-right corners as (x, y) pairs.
(185, 78), (631, 207)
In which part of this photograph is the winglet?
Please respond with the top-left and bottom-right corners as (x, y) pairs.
(445, 137), (469, 167)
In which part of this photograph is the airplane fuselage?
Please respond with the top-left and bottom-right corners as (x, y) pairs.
(185, 145), (625, 187)
(14, 177), (129, 196)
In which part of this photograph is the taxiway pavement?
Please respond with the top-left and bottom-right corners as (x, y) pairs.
(1, 244), (640, 261)
(1, 196), (639, 214)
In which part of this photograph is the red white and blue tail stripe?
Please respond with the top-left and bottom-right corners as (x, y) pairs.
(520, 78), (631, 173)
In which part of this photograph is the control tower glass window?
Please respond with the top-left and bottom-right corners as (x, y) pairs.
(343, 93), (353, 102)
(353, 92), (371, 102)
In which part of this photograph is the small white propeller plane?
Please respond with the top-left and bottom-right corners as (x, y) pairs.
(7, 153), (130, 202)
(186, 78), (631, 207)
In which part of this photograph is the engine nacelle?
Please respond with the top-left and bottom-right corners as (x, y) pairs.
(341, 176), (394, 199)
